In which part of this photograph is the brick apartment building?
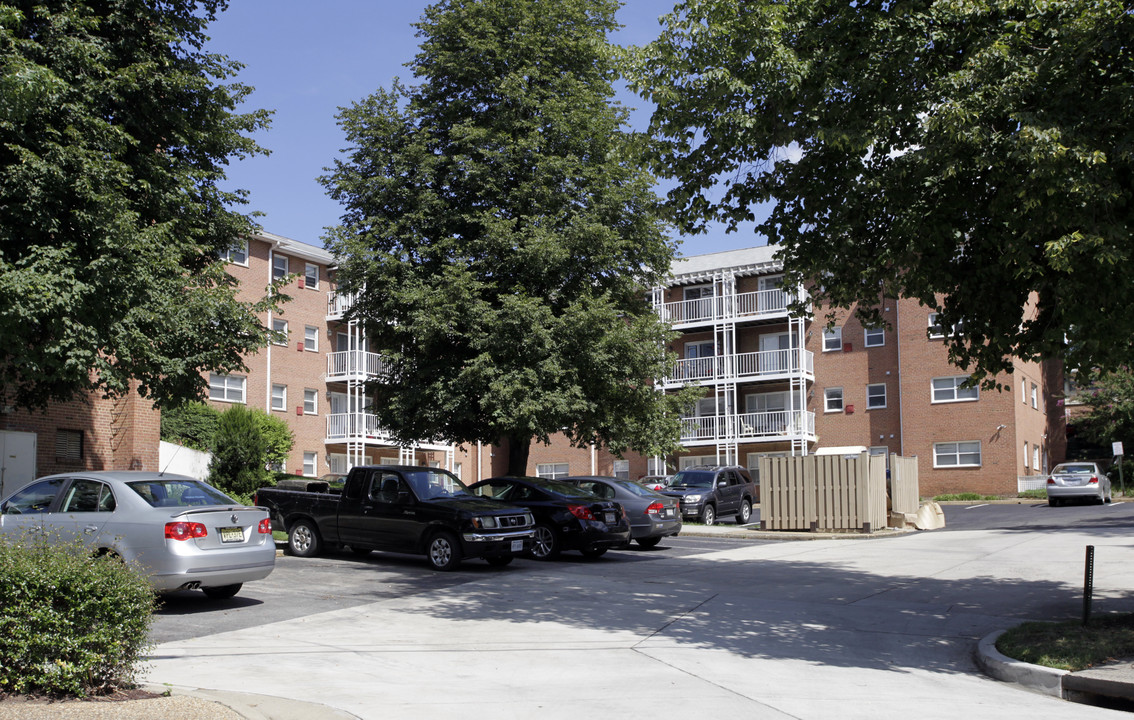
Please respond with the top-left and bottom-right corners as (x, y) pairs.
(0, 235), (1065, 499)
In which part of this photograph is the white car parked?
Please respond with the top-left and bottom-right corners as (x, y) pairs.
(1046, 462), (1112, 507)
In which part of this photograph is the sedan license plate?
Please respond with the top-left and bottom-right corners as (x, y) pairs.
(511, 539), (523, 552)
(604, 512), (616, 524)
(219, 526), (244, 543)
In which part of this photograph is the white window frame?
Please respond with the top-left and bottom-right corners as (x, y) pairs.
(1030, 383), (1038, 409)
(271, 383), (287, 412)
(866, 383), (887, 409)
(932, 376), (979, 403)
(272, 254), (289, 280)
(928, 312), (963, 339)
(1034, 445), (1041, 472)
(869, 446), (888, 457)
(1023, 441), (1030, 471)
(209, 374), (245, 404)
(863, 326), (885, 348)
(304, 326), (319, 352)
(613, 460), (629, 480)
(304, 388), (318, 415)
(824, 387), (844, 412)
(933, 441), (982, 468)
(822, 327), (843, 352)
(271, 318), (288, 346)
(303, 452), (317, 477)
(1021, 378), (1027, 404)
(680, 454), (718, 470)
(221, 238), (248, 266)
(536, 463), (569, 480)
(304, 263), (319, 289)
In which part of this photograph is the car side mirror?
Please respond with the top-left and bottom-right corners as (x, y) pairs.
(718, 480), (728, 488)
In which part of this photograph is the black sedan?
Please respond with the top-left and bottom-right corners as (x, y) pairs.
(467, 476), (631, 559)
(561, 476), (681, 548)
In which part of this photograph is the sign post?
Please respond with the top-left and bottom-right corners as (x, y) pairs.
(1114, 442), (1125, 494)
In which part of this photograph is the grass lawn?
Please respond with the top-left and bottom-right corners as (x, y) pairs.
(997, 613), (1134, 671)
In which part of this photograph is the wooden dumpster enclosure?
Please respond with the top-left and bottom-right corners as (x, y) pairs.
(759, 453), (919, 533)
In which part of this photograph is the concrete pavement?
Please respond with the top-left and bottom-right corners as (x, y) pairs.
(139, 519), (1134, 719)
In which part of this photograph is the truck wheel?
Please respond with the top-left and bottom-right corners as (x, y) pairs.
(202, 583), (242, 600)
(427, 531), (461, 571)
(485, 555), (514, 567)
(529, 523), (561, 560)
(637, 536), (662, 549)
(287, 520), (321, 557)
(700, 504), (716, 526)
(736, 499), (752, 524)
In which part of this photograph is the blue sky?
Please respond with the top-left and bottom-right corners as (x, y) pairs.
(204, 1), (768, 257)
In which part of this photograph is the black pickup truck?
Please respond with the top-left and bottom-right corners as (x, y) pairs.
(254, 465), (534, 571)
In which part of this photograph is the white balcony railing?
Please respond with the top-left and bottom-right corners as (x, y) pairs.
(665, 349), (814, 385)
(326, 413), (395, 443)
(327, 292), (356, 320)
(326, 350), (387, 381)
(680, 411), (816, 444)
(657, 289), (800, 326)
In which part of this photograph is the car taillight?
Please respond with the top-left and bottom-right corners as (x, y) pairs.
(258, 518), (272, 534)
(165, 522), (207, 541)
(567, 505), (594, 520)
(645, 502), (665, 516)
(1046, 478), (1055, 485)
(1089, 476), (1099, 484)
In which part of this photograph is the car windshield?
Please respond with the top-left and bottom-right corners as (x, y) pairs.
(670, 471), (714, 489)
(1053, 464), (1096, 474)
(128, 479), (236, 508)
(404, 469), (472, 500)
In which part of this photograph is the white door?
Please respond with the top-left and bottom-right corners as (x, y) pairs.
(757, 275), (785, 312)
(0, 431), (37, 499)
(759, 332), (793, 373)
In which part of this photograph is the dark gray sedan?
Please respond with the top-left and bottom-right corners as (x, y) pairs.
(561, 476), (681, 548)
(0, 471), (276, 599)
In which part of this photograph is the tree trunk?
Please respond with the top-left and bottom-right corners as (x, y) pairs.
(506, 435), (531, 477)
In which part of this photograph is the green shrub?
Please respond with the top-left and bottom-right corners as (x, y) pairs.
(208, 405), (295, 498)
(160, 401), (219, 452)
(1018, 488), (1047, 499)
(0, 536), (154, 698)
(932, 493), (999, 501)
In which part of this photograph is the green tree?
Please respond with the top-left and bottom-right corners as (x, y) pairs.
(1076, 370), (1134, 453)
(322, 0), (696, 475)
(256, 410), (294, 473)
(160, 401), (220, 452)
(209, 405), (271, 497)
(0, 0), (279, 411)
(627, 0), (1134, 386)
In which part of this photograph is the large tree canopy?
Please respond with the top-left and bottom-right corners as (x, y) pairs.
(0, 0), (277, 410)
(628, 0), (1134, 385)
(322, 0), (695, 474)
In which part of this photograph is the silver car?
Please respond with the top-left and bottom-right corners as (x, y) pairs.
(562, 475), (682, 548)
(0, 471), (275, 599)
(1046, 462), (1112, 506)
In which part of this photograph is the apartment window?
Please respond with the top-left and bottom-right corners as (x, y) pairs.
(1023, 441), (1030, 471)
(613, 460), (629, 480)
(221, 239), (248, 265)
(932, 376), (979, 403)
(869, 446), (888, 457)
(304, 263), (319, 289)
(271, 383), (287, 411)
(56, 429), (83, 460)
(928, 312), (963, 339)
(1021, 378), (1027, 404)
(933, 441), (982, 468)
(303, 452), (317, 477)
(536, 463), (569, 479)
(209, 373), (245, 403)
(864, 326), (885, 348)
(866, 383), (887, 409)
(680, 455), (719, 469)
(822, 327), (842, 352)
(1034, 445), (1041, 472)
(271, 318), (288, 346)
(824, 387), (844, 412)
(1031, 383), (1038, 409)
(304, 388), (318, 415)
(272, 254), (289, 280)
(304, 326), (319, 352)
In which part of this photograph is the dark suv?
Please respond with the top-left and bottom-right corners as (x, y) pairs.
(661, 465), (757, 526)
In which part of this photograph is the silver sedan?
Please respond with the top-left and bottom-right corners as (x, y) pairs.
(1046, 462), (1112, 506)
(0, 471), (276, 599)
(561, 475), (682, 548)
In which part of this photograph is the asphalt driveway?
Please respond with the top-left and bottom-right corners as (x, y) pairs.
(144, 502), (1134, 719)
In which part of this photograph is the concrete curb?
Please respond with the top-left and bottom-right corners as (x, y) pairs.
(147, 684), (361, 720)
(974, 630), (1067, 698)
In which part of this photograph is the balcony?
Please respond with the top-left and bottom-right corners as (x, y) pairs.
(326, 350), (386, 382)
(327, 292), (356, 320)
(680, 411), (816, 446)
(663, 349), (814, 387)
(325, 412), (452, 451)
(656, 289), (803, 328)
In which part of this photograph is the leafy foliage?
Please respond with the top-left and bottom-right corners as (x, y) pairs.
(1075, 370), (1134, 451)
(322, 0), (697, 473)
(0, 536), (154, 697)
(627, 0), (1134, 385)
(208, 405), (293, 497)
(160, 401), (220, 452)
(0, 0), (280, 411)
